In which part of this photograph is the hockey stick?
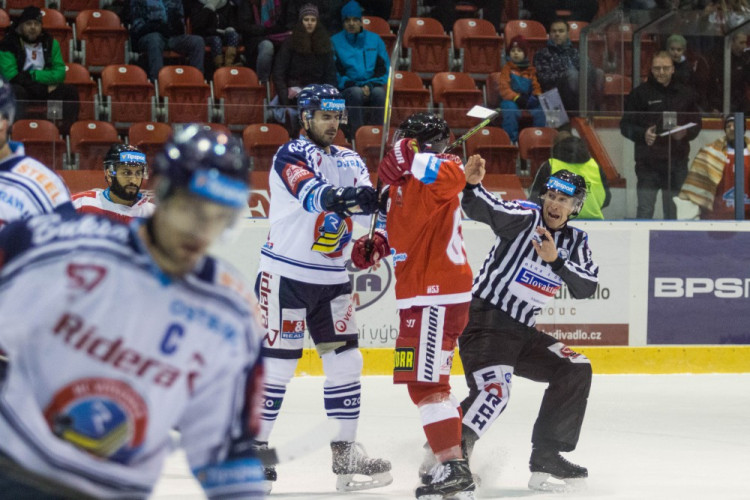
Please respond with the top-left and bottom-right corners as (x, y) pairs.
(365, 0), (413, 244)
(441, 105), (501, 153)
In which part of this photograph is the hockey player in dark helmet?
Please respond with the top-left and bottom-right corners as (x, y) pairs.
(103, 144), (149, 204)
(298, 83), (348, 150)
(538, 169), (587, 230)
(392, 111), (451, 153)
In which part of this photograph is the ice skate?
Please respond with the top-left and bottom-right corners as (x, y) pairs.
(250, 440), (277, 494)
(416, 458), (475, 500)
(331, 441), (392, 491)
(418, 441), (439, 485)
(528, 448), (587, 492)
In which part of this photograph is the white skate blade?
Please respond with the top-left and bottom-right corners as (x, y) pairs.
(528, 472), (587, 492)
(417, 491), (475, 500)
(336, 471), (393, 491)
(261, 480), (273, 495)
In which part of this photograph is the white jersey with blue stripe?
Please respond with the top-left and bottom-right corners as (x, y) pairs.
(258, 137), (372, 284)
(0, 214), (265, 499)
(0, 142), (74, 227)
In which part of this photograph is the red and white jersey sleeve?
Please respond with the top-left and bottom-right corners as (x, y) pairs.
(72, 189), (155, 223)
(386, 152), (474, 308)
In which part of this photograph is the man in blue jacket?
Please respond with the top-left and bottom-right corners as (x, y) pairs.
(331, 0), (389, 142)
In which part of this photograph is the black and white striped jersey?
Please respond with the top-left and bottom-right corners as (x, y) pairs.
(462, 184), (599, 327)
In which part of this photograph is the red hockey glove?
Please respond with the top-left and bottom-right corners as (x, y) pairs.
(350, 230), (389, 269)
(378, 138), (419, 186)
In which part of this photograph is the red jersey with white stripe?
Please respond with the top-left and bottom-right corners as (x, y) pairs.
(72, 188), (155, 223)
(386, 152), (473, 309)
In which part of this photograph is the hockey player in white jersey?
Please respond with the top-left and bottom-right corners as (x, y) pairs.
(0, 78), (74, 227)
(255, 83), (392, 492)
(0, 125), (267, 499)
(72, 143), (155, 223)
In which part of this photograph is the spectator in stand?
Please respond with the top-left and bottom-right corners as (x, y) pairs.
(493, 35), (546, 145)
(331, 0), (389, 141)
(676, 115), (750, 219)
(620, 51), (702, 219)
(524, 0), (598, 30)
(130, 0), (205, 81)
(529, 132), (611, 220)
(271, 3), (336, 134)
(187, 0), (240, 73)
(709, 31), (750, 113)
(533, 19), (601, 116)
(0, 7), (79, 134)
(286, 0), (345, 34)
(666, 34), (712, 111)
(237, 0), (290, 84)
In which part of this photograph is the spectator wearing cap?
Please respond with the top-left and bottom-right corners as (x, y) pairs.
(331, 0), (389, 142)
(0, 6), (79, 134)
(491, 35), (545, 144)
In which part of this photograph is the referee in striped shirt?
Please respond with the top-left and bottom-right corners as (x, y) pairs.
(457, 162), (598, 492)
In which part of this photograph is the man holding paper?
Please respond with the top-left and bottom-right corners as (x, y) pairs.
(620, 50), (702, 219)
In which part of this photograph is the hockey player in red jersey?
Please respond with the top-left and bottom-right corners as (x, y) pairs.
(72, 144), (155, 223)
(353, 112), (484, 500)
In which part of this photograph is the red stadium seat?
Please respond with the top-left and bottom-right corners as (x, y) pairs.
(242, 123), (289, 171)
(0, 9), (9, 39)
(4, 0), (43, 17)
(75, 10), (129, 73)
(431, 72), (483, 131)
(391, 70), (431, 127)
(389, 0), (417, 24)
(453, 18), (503, 78)
(465, 127), (519, 175)
(504, 20), (547, 63)
(403, 17), (452, 78)
(567, 20), (588, 45)
(59, 0), (99, 19)
(157, 65), (211, 123)
(602, 73), (632, 113)
(213, 67), (265, 130)
(354, 125), (395, 172)
(363, 16), (397, 55)
(100, 64), (156, 129)
(12, 119), (66, 170)
(128, 122), (171, 172)
(519, 127), (558, 178)
(68, 120), (121, 170)
(64, 63), (98, 120)
(41, 8), (73, 62)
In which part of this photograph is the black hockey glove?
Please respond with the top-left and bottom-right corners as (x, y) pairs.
(322, 186), (378, 217)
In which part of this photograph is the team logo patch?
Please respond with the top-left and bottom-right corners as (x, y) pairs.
(394, 347), (415, 371)
(282, 163), (314, 195)
(516, 268), (560, 297)
(311, 212), (353, 257)
(44, 377), (148, 464)
(281, 319), (305, 340)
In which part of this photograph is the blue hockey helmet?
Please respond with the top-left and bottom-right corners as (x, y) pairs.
(540, 169), (587, 217)
(297, 84), (348, 124)
(152, 125), (250, 208)
(0, 78), (16, 124)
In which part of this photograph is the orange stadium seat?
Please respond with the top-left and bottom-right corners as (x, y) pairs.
(41, 8), (73, 62)
(68, 120), (120, 170)
(391, 70), (431, 127)
(567, 20), (588, 45)
(59, 0), (99, 19)
(4, 0), (43, 17)
(75, 10), (129, 72)
(431, 72), (483, 131)
(504, 20), (548, 62)
(389, 0), (417, 24)
(354, 125), (395, 172)
(242, 123), (289, 171)
(0, 9), (10, 39)
(12, 119), (66, 170)
(519, 126), (558, 178)
(100, 64), (156, 128)
(363, 16), (397, 55)
(602, 73), (632, 113)
(157, 65), (211, 123)
(465, 127), (519, 175)
(213, 67), (266, 130)
(128, 122), (171, 171)
(64, 63), (98, 120)
(403, 17), (452, 78)
(453, 18), (503, 78)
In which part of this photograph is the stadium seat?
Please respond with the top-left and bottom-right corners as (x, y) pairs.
(519, 126), (558, 178)
(605, 23), (658, 79)
(68, 120), (120, 170)
(128, 121), (171, 170)
(74, 10), (129, 73)
(4, 0), (43, 17)
(389, 0), (417, 25)
(0, 9), (9, 40)
(157, 65), (211, 123)
(602, 73), (632, 113)
(567, 21), (588, 46)
(503, 20), (547, 62)
(363, 16), (397, 55)
(64, 63), (98, 120)
(452, 18), (503, 78)
(431, 72), (483, 131)
(41, 8), (73, 62)
(465, 127), (519, 175)
(100, 64), (156, 129)
(11, 119), (66, 170)
(59, 0), (99, 20)
(391, 70), (431, 127)
(212, 67), (265, 131)
(402, 17), (452, 78)
(354, 125), (395, 172)
(242, 123), (289, 171)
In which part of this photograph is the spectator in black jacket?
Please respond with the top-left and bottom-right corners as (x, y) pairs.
(236, 0), (289, 84)
(188, 0), (240, 72)
(620, 51), (703, 219)
(0, 7), (78, 134)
